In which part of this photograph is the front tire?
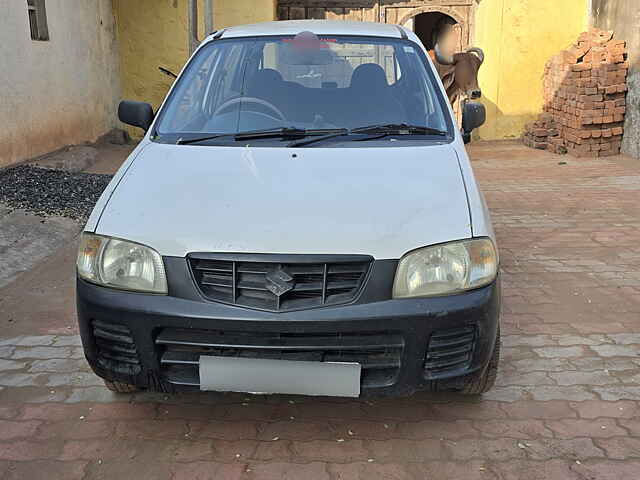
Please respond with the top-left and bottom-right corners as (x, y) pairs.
(459, 326), (500, 394)
(104, 380), (139, 393)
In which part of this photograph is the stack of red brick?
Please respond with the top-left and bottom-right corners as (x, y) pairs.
(524, 28), (628, 157)
(523, 114), (562, 151)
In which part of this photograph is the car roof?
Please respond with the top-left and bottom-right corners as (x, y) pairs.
(215, 20), (406, 40)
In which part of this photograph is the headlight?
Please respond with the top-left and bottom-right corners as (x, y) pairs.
(77, 233), (168, 294)
(393, 238), (498, 298)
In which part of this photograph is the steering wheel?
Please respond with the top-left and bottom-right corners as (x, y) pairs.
(213, 96), (285, 121)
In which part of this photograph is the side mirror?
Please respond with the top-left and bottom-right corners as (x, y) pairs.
(461, 101), (486, 144)
(118, 100), (154, 131)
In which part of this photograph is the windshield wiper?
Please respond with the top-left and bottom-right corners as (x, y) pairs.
(287, 128), (350, 147)
(176, 133), (235, 145)
(234, 127), (349, 141)
(287, 123), (447, 147)
(177, 124), (446, 146)
(351, 123), (448, 138)
(234, 127), (309, 140)
(177, 128), (304, 145)
(177, 127), (346, 145)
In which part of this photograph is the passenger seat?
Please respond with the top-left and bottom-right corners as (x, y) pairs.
(347, 64), (405, 127)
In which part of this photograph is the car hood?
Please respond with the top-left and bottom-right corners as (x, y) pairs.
(95, 142), (471, 259)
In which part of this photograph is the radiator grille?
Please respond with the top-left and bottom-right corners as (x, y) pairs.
(156, 328), (404, 389)
(92, 320), (141, 375)
(424, 326), (476, 379)
(189, 255), (371, 311)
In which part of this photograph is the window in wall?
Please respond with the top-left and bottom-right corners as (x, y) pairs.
(27, 0), (49, 41)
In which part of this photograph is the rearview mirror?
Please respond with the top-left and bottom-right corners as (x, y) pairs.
(461, 101), (486, 144)
(118, 100), (154, 131)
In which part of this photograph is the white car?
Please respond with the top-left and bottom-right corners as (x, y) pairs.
(76, 20), (500, 398)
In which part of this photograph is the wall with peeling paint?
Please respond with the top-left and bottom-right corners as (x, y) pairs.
(0, 0), (121, 167)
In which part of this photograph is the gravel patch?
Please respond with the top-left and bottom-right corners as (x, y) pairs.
(0, 165), (112, 220)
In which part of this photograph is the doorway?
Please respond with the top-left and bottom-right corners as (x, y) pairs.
(408, 12), (465, 124)
(413, 12), (462, 53)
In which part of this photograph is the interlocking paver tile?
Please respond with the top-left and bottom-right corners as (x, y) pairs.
(1, 142), (639, 478)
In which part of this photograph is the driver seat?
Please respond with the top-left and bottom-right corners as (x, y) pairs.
(245, 69), (285, 104)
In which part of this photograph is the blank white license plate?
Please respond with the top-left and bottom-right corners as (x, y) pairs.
(199, 356), (361, 397)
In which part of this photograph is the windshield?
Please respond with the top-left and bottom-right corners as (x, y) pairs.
(154, 34), (451, 143)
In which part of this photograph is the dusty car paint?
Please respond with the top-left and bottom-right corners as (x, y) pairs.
(92, 142), (473, 259)
(85, 20), (494, 258)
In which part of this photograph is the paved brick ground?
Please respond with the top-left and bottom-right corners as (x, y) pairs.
(0, 142), (639, 479)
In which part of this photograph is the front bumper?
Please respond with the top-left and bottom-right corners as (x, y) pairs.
(76, 258), (501, 397)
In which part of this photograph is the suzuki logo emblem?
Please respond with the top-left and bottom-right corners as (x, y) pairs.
(265, 267), (295, 297)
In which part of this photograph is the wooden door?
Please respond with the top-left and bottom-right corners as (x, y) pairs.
(277, 2), (380, 22)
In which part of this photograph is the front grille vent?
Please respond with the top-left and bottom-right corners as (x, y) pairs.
(92, 320), (141, 375)
(189, 255), (371, 312)
(424, 326), (476, 378)
(156, 328), (404, 389)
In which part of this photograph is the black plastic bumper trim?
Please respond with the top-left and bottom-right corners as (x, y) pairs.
(76, 266), (501, 397)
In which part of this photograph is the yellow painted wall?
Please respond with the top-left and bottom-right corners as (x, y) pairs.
(112, 0), (276, 136)
(215, 0), (277, 29)
(113, 0), (588, 140)
(474, 0), (589, 140)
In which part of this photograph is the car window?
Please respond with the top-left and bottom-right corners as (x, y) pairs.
(206, 42), (246, 113)
(265, 41), (402, 88)
(162, 42), (247, 133)
(161, 47), (218, 132)
(155, 34), (451, 140)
